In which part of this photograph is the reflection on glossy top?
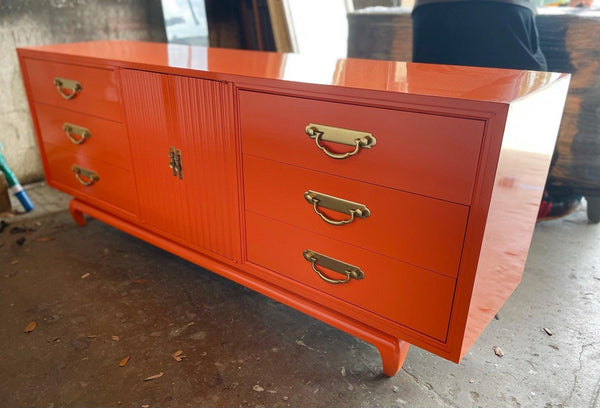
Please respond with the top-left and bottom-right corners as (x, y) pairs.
(19, 40), (567, 103)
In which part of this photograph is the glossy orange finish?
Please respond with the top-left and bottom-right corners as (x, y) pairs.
(23, 57), (121, 122)
(17, 41), (570, 377)
(43, 142), (138, 216)
(34, 103), (130, 169)
(244, 154), (468, 278)
(450, 76), (572, 361)
(246, 211), (456, 341)
(19, 41), (564, 103)
(240, 90), (484, 205)
(120, 69), (242, 262)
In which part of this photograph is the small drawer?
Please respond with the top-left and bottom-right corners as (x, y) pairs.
(23, 58), (121, 122)
(245, 212), (455, 341)
(35, 103), (131, 170)
(43, 142), (138, 216)
(244, 155), (468, 278)
(239, 90), (484, 204)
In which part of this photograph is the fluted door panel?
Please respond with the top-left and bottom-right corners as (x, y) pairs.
(121, 69), (241, 261)
(172, 76), (241, 261)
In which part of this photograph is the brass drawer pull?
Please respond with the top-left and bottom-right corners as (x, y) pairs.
(71, 164), (99, 186)
(303, 250), (365, 285)
(305, 123), (376, 160)
(304, 190), (370, 226)
(53, 77), (82, 100)
(63, 123), (91, 145)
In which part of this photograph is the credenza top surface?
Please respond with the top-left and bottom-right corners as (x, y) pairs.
(18, 40), (568, 104)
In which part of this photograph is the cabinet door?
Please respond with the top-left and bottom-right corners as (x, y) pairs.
(121, 69), (241, 261)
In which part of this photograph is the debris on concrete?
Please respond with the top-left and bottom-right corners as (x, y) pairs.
(543, 327), (554, 336)
(24, 321), (37, 333)
(119, 356), (131, 367)
(172, 350), (186, 362)
(143, 372), (164, 381)
(9, 226), (35, 234)
(493, 346), (504, 357)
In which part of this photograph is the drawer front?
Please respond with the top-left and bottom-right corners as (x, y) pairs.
(245, 212), (455, 341)
(35, 103), (131, 169)
(24, 58), (121, 121)
(240, 90), (484, 205)
(43, 142), (138, 215)
(244, 155), (467, 278)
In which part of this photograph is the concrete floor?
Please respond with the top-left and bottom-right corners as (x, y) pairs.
(1, 183), (599, 408)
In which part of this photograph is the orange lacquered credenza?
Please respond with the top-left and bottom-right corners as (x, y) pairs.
(17, 41), (570, 376)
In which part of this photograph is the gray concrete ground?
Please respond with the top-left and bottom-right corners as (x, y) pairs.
(1, 183), (599, 408)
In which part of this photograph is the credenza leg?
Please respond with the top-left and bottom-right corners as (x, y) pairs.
(376, 338), (410, 377)
(69, 199), (86, 226)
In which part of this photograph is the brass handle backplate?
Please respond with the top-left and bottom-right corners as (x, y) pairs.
(303, 250), (365, 284)
(304, 190), (370, 226)
(53, 77), (82, 100)
(305, 123), (376, 160)
(63, 123), (91, 145)
(71, 164), (99, 186)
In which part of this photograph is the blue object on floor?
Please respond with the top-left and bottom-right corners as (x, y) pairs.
(0, 145), (34, 213)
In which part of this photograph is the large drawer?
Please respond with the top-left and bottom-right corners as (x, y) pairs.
(245, 212), (455, 341)
(43, 142), (138, 215)
(35, 103), (131, 170)
(23, 58), (121, 122)
(239, 90), (484, 205)
(244, 155), (467, 278)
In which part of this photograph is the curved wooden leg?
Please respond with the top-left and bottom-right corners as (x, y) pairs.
(376, 337), (410, 377)
(69, 199), (87, 226)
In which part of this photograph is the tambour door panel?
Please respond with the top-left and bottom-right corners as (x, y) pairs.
(239, 90), (485, 205)
(244, 155), (468, 278)
(43, 142), (138, 215)
(23, 58), (121, 121)
(121, 69), (241, 261)
(121, 70), (183, 236)
(245, 212), (456, 341)
(170, 75), (242, 261)
(34, 103), (131, 169)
